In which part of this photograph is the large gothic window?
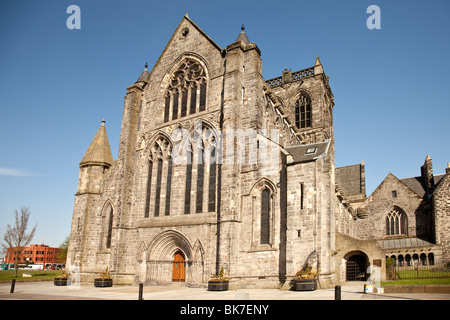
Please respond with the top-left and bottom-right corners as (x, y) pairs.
(154, 158), (163, 217)
(144, 159), (153, 218)
(184, 121), (218, 215)
(164, 59), (207, 122)
(184, 148), (193, 214)
(144, 136), (172, 217)
(196, 142), (204, 213)
(295, 93), (312, 129)
(208, 145), (217, 212)
(164, 157), (173, 216)
(249, 180), (275, 248)
(386, 208), (408, 236)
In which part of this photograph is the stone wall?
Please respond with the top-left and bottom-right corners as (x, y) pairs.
(433, 174), (450, 262)
(352, 173), (429, 240)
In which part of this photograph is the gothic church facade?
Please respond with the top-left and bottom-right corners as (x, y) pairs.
(67, 16), (450, 288)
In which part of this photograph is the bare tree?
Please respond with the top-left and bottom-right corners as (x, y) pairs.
(2, 206), (37, 277)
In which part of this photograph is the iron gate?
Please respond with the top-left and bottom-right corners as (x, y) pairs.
(346, 255), (367, 281)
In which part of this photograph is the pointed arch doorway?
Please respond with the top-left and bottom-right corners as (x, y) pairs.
(172, 250), (186, 282)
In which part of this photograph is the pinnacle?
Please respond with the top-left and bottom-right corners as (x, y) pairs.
(80, 120), (114, 167)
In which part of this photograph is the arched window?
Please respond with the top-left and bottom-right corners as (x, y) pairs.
(154, 158), (163, 217)
(144, 137), (172, 217)
(261, 188), (271, 245)
(385, 208), (408, 236)
(183, 121), (218, 215)
(208, 145), (217, 212)
(144, 160), (153, 218)
(398, 255), (404, 266)
(164, 94), (170, 123)
(184, 148), (193, 215)
(164, 157), (173, 216)
(196, 142), (204, 213)
(101, 202), (114, 249)
(164, 59), (207, 122)
(420, 253), (427, 266)
(295, 93), (312, 129)
(106, 204), (113, 249)
(428, 253), (435, 265)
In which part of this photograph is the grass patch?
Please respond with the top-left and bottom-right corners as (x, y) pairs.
(0, 270), (63, 281)
(397, 270), (450, 279)
(382, 278), (450, 286)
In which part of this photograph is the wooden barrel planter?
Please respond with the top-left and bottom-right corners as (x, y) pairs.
(292, 279), (317, 291)
(94, 278), (113, 287)
(207, 280), (229, 291)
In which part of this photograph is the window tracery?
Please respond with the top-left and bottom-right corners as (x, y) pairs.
(385, 208), (408, 236)
(164, 59), (207, 122)
(144, 136), (173, 217)
(184, 122), (218, 214)
(295, 93), (312, 129)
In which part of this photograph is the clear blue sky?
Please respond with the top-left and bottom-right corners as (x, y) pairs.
(1, 0), (449, 248)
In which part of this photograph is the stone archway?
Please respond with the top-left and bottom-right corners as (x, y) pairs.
(344, 251), (369, 281)
(144, 230), (204, 286)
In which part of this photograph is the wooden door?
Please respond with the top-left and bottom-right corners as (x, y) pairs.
(172, 250), (185, 282)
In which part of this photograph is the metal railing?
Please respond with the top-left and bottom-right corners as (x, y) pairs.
(388, 262), (450, 280)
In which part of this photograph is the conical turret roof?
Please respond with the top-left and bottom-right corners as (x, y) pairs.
(136, 62), (149, 83)
(235, 24), (250, 44)
(80, 120), (114, 166)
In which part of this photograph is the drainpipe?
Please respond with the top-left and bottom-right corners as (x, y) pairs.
(216, 49), (227, 275)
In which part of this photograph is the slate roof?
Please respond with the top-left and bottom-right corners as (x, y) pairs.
(377, 237), (435, 249)
(285, 140), (330, 164)
(335, 164), (364, 196)
(399, 176), (427, 198)
(399, 173), (445, 198)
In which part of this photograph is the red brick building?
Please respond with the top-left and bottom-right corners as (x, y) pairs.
(5, 244), (62, 266)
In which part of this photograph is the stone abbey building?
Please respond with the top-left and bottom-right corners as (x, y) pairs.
(67, 16), (450, 288)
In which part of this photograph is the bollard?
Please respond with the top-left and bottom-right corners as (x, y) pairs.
(10, 279), (16, 294)
(138, 283), (144, 300)
(335, 285), (341, 300)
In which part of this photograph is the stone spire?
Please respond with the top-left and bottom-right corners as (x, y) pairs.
(314, 56), (324, 75)
(80, 119), (114, 167)
(136, 62), (149, 83)
(235, 24), (250, 45)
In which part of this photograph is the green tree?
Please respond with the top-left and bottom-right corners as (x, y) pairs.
(57, 236), (69, 264)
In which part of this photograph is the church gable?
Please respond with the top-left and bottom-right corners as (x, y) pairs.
(141, 16), (224, 132)
(366, 173), (423, 211)
(356, 172), (430, 240)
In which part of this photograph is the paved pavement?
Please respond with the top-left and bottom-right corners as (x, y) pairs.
(1, 281), (450, 301)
